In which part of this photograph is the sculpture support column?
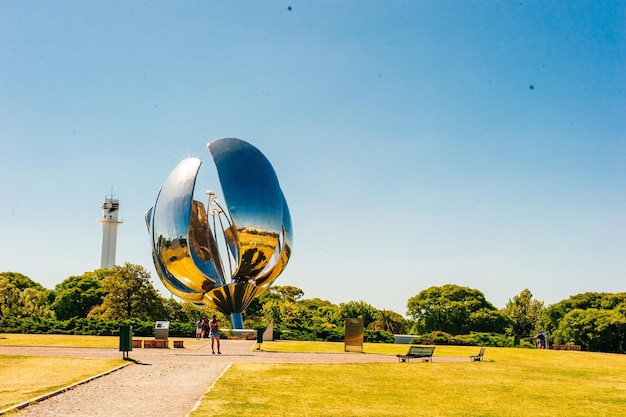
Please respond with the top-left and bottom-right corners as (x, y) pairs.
(230, 313), (244, 330)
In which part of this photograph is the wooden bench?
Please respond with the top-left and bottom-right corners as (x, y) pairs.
(143, 339), (168, 348)
(397, 346), (435, 362)
(552, 344), (581, 351)
(470, 347), (486, 361)
(132, 339), (143, 348)
(173, 340), (184, 348)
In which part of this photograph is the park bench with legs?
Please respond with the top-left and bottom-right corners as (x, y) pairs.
(397, 345), (435, 362)
(470, 347), (486, 361)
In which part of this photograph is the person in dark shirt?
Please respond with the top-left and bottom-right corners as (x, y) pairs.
(209, 314), (221, 354)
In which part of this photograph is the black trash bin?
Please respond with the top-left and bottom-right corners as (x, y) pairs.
(119, 325), (132, 358)
(256, 328), (266, 350)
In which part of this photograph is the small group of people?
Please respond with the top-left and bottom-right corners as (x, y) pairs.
(195, 314), (221, 354)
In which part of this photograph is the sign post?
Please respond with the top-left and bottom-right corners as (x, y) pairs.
(344, 318), (364, 353)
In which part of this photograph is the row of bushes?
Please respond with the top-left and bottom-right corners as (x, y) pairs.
(2, 317), (537, 347)
(0, 316), (196, 337)
(0, 316), (397, 343)
(276, 327), (395, 343)
(411, 331), (534, 348)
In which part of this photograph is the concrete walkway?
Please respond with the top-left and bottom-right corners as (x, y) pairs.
(1, 340), (422, 417)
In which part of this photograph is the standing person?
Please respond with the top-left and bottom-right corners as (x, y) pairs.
(195, 318), (203, 340)
(201, 316), (209, 339)
(209, 314), (221, 354)
(536, 333), (546, 349)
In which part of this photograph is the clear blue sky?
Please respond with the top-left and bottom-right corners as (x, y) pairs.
(1, 1), (624, 315)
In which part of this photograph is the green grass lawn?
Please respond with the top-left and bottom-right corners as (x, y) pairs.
(2, 336), (625, 416)
(191, 342), (626, 417)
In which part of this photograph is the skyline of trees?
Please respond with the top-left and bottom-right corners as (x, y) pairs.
(407, 284), (509, 335)
(1, 267), (624, 352)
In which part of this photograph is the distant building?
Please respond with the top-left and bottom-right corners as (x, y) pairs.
(98, 196), (122, 269)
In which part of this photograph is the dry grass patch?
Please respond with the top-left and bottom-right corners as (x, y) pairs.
(260, 340), (484, 358)
(0, 334), (206, 349)
(0, 354), (125, 410)
(0, 334), (120, 348)
(191, 345), (626, 417)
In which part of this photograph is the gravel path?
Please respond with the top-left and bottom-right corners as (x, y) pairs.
(1, 341), (465, 416)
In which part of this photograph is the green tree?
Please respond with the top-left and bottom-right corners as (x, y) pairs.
(0, 276), (19, 323)
(469, 309), (510, 334)
(88, 263), (166, 320)
(0, 272), (46, 291)
(337, 300), (378, 328)
(552, 308), (626, 353)
(503, 289), (544, 341)
(0, 272), (51, 321)
(17, 288), (50, 318)
(270, 285), (304, 302)
(261, 299), (284, 326)
(299, 298), (341, 329)
(163, 298), (188, 322)
(279, 301), (312, 328)
(407, 284), (497, 335)
(180, 301), (209, 322)
(368, 309), (408, 334)
(544, 292), (626, 332)
(543, 292), (626, 353)
(259, 298), (311, 328)
(244, 289), (281, 320)
(246, 286), (308, 327)
(51, 269), (113, 320)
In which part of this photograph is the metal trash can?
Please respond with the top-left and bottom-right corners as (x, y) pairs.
(155, 321), (170, 340)
(119, 325), (132, 358)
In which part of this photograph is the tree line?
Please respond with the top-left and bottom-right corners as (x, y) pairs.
(1, 266), (624, 352)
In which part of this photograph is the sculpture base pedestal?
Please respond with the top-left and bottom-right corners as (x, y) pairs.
(224, 329), (257, 340)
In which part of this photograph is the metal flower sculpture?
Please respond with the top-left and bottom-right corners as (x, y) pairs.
(146, 138), (292, 328)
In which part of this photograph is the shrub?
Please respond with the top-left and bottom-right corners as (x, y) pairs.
(364, 330), (395, 343)
(411, 331), (531, 347)
(0, 316), (197, 338)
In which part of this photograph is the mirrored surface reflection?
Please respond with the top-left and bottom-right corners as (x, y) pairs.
(147, 138), (292, 327)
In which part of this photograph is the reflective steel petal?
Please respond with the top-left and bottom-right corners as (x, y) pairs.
(208, 138), (286, 283)
(150, 158), (219, 292)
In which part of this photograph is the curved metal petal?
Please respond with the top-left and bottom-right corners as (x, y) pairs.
(151, 252), (206, 302)
(208, 138), (284, 282)
(254, 194), (293, 289)
(151, 158), (216, 293)
(203, 282), (265, 314)
(188, 201), (226, 286)
(146, 203), (204, 298)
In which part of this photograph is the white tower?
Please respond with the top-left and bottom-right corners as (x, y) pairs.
(98, 196), (122, 269)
